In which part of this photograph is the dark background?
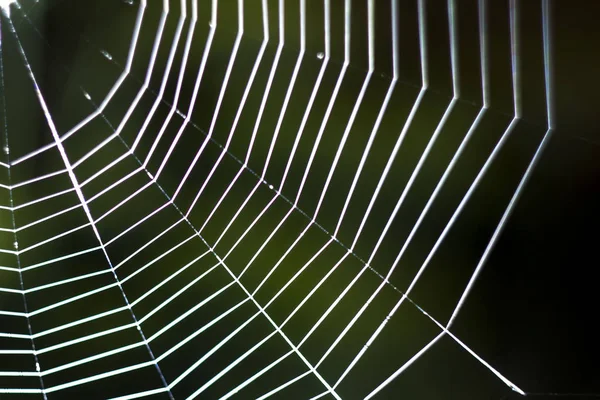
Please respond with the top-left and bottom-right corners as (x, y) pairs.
(0, 0), (598, 399)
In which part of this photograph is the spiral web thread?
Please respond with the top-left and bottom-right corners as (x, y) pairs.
(0, 0), (554, 398)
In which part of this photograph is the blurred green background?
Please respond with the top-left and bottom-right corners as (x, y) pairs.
(0, 0), (598, 398)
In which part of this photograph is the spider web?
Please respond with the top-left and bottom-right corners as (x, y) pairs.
(0, 0), (554, 398)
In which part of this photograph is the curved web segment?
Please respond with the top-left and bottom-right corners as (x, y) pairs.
(0, 0), (554, 399)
